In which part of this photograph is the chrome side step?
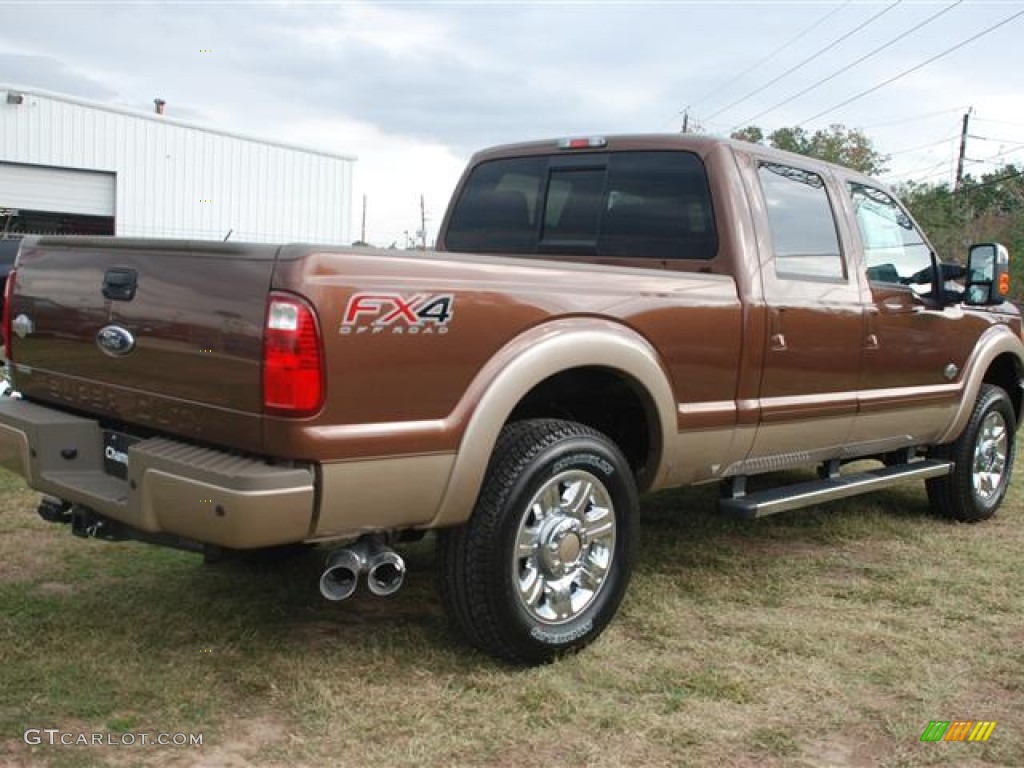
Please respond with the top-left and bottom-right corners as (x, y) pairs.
(718, 459), (953, 519)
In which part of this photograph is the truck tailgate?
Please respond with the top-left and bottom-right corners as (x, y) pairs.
(7, 237), (279, 452)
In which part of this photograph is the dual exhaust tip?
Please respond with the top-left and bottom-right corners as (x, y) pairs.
(319, 538), (406, 601)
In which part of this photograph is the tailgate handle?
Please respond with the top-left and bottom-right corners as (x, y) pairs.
(103, 268), (138, 301)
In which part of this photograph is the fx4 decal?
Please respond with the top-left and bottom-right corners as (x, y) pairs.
(340, 293), (454, 335)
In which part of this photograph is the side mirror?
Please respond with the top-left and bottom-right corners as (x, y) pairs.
(965, 243), (1010, 305)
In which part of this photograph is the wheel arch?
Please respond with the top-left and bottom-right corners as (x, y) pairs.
(937, 325), (1024, 444)
(506, 366), (661, 490)
(427, 318), (677, 528)
(982, 352), (1023, 424)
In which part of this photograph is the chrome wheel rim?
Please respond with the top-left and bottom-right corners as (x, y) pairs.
(512, 470), (616, 625)
(973, 411), (1009, 501)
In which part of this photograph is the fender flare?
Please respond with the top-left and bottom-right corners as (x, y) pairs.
(427, 317), (678, 528)
(936, 324), (1024, 444)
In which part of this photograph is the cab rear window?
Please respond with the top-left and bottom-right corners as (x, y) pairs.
(445, 151), (717, 260)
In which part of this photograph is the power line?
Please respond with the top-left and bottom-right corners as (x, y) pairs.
(859, 105), (969, 130)
(968, 134), (1024, 145)
(973, 117), (1024, 130)
(686, 1), (852, 114)
(965, 169), (1024, 190)
(883, 147), (960, 178)
(799, 8), (1024, 125)
(884, 157), (954, 180)
(893, 165), (957, 185)
(732, 1), (962, 129)
(886, 135), (958, 157)
(909, 168), (1024, 191)
(706, 1), (902, 123)
(968, 142), (1024, 165)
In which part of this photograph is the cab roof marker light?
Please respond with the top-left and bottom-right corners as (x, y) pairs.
(558, 137), (608, 150)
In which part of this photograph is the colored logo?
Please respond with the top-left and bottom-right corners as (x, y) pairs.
(920, 720), (996, 742)
(340, 292), (454, 335)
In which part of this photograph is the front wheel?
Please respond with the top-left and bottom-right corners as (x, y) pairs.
(437, 419), (637, 664)
(927, 384), (1017, 522)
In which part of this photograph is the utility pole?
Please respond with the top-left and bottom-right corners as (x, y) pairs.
(420, 194), (427, 250)
(360, 194), (367, 243)
(681, 109), (689, 134)
(955, 109), (971, 192)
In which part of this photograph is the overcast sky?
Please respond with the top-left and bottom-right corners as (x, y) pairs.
(3, 0), (1023, 245)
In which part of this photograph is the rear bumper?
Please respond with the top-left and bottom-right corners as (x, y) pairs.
(0, 399), (315, 549)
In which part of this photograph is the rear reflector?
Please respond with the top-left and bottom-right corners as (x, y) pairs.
(558, 136), (608, 150)
(2, 267), (15, 361)
(263, 292), (324, 417)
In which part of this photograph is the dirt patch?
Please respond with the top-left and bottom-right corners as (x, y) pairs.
(799, 736), (891, 767)
(181, 716), (291, 768)
(0, 527), (64, 584)
(31, 582), (75, 597)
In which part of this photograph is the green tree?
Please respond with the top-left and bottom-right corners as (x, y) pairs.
(731, 123), (889, 176)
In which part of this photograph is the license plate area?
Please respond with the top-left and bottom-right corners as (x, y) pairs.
(102, 431), (139, 479)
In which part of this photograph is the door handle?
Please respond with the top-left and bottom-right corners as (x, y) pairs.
(769, 308), (786, 351)
(865, 333), (879, 350)
(102, 268), (138, 301)
(881, 297), (915, 313)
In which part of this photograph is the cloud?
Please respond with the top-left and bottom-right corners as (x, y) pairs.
(283, 115), (466, 246)
(2, 1), (1023, 242)
(0, 50), (117, 100)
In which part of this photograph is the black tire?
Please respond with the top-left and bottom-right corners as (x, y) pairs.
(927, 383), (1016, 522)
(437, 419), (637, 664)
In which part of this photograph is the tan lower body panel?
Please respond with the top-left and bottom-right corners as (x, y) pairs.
(745, 414), (855, 471)
(312, 453), (456, 540)
(657, 425), (752, 489)
(847, 402), (957, 449)
(141, 469), (313, 549)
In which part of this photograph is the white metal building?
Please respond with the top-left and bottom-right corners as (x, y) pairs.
(0, 85), (355, 243)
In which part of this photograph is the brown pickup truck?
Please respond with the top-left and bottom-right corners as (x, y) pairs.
(0, 134), (1021, 664)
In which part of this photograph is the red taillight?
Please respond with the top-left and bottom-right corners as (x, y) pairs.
(262, 292), (324, 417)
(2, 267), (15, 361)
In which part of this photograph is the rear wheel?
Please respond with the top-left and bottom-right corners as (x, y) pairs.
(927, 384), (1016, 522)
(437, 419), (637, 664)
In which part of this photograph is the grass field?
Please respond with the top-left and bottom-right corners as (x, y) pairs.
(1, 459), (1022, 768)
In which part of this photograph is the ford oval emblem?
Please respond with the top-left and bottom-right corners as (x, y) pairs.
(96, 325), (136, 357)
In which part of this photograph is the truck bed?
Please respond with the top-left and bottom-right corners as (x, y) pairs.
(9, 236), (279, 452)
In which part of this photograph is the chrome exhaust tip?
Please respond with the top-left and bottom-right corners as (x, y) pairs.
(366, 549), (406, 596)
(319, 537), (406, 600)
(319, 548), (364, 601)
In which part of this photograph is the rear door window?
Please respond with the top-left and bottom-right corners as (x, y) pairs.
(757, 163), (845, 281)
(445, 150), (717, 259)
(597, 152), (716, 260)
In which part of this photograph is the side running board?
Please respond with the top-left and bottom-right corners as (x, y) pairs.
(718, 459), (953, 519)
